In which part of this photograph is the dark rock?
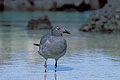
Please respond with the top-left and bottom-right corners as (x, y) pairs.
(80, 0), (120, 33)
(99, 0), (108, 8)
(0, 0), (4, 12)
(89, 0), (100, 10)
(27, 0), (35, 6)
(2, 0), (108, 12)
(77, 1), (90, 12)
(49, 2), (57, 11)
(50, 3), (77, 12)
(49, 0), (107, 12)
(27, 15), (52, 30)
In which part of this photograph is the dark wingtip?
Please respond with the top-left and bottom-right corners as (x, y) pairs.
(33, 44), (40, 47)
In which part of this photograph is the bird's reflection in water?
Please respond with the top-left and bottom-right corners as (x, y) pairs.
(44, 72), (47, 80)
(54, 72), (57, 80)
(44, 72), (57, 80)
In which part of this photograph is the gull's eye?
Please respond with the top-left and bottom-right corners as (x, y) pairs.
(56, 27), (60, 30)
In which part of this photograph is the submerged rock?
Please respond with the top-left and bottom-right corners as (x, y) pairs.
(80, 0), (120, 33)
(27, 15), (52, 30)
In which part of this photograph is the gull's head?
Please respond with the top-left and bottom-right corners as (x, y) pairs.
(51, 26), (70, 36)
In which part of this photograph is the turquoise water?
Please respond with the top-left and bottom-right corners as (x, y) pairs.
(0, 11), (120, 80)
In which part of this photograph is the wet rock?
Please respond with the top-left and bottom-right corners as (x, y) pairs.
(89, 0), (100, 10)
(80, 0), (120, 33)
(27, 15), (52, 30)
(27, 0), (34, 6)
(50, 3), (77, 12)
(99, 0), (108, 8)
(77, 1), (90, 12)
(2, 0), (107, 12)
(0, 0), (4, 12)
(50, 0), (107, 12)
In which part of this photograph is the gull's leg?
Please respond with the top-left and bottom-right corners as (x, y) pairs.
(55, 59), (58, 72)
(44, 59), (47, 72)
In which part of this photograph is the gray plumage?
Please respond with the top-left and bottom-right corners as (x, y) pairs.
(34, 26), (70, 72)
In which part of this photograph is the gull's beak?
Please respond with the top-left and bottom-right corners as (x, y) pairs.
(63, 29), (71, 34)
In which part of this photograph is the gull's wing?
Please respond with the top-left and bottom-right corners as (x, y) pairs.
(40, 34), (51, 45)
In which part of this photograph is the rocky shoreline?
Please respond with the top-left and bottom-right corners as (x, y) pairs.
(80, 0), (120, 33)
(1, 0), (107, 12)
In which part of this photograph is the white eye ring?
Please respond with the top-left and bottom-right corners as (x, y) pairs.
(56, 27), (60, 30)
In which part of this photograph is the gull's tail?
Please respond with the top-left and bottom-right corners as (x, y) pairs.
(33, 44), (40, 47)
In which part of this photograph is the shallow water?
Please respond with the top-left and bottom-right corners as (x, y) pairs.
(0, 11), (120, 80)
